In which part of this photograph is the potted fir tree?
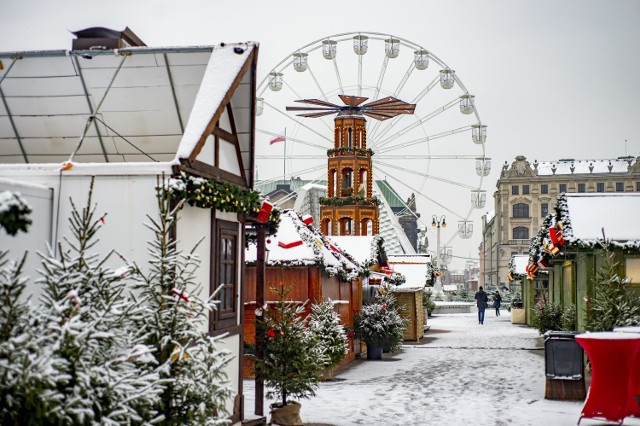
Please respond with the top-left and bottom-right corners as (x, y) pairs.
(308, 298), (348, 380)
(252, 285), (326, 426)
(355, 292), (407, 360)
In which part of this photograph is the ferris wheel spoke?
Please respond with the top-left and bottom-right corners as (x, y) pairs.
(377, 125), (471, 154)
(367, 56), (390, 135)
(358, 55), (363, 97)
(263, 100), (333, 144)
(393, 62), (415, 96)
(376, 154), (482, 160)
(373, 168), (464, 220)
(376, 160), (478, 190)
(412, 75), (440, 104)
(332, 58), (344, 95)
(374, 97), (459, 149)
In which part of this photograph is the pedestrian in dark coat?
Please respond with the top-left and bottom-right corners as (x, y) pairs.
(474, 286), (488, 324)
(493, 291), (502, 317)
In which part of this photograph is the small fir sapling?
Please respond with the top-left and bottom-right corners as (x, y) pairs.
(586, 243), (640, 331)
(308, 299), (348, 377)
(252, 284), (326, 408)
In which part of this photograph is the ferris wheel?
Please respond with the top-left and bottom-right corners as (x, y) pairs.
(254, 31), (490, 248)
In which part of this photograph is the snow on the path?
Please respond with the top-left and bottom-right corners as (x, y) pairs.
(244, 312), (640, 426)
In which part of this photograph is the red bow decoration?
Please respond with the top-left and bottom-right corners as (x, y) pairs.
(256, 200), (273, 223)
(302, 214), (313, 225)
(172, 288), (190, 303)
(543, 238), (560, 256)
(549, 227), (565, 247)
(537, 258), (549, 269)
(526, 263), (539, 279)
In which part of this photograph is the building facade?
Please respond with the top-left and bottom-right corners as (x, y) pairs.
(480, 154), (640, 289)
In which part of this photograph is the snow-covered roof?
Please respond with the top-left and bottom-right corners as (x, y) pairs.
(246, 210), (361, 281)
(388, 254), (430, 291)
(0, 43), (255, 170)
(536, 157), (634, 175)
(561, 193), (640, 245)
(328, 236), (377, 265)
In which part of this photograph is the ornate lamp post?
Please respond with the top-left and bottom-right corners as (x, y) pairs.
(432, 215), (446, 297)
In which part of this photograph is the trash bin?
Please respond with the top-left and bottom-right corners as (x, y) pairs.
(544, 331), (586, 401)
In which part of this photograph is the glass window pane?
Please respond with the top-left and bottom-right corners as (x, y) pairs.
(597, 182), (605, 192)
(541, 184), (548, 194)
(512, 185), (519, 195)
(523, 185), (530, 195)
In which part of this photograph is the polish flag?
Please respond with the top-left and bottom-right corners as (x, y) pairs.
(269, 130), (286, 145)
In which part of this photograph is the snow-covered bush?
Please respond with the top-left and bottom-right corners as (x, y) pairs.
(532, 296), (563, 335)
(308, 299), (348, 375)
(252, 285), (325, 408)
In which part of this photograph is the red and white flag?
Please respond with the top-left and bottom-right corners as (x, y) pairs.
(269, 129), (286, 145)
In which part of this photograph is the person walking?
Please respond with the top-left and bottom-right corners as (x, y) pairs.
(493, 291), (502, 317)
(474, 286), (488, 324)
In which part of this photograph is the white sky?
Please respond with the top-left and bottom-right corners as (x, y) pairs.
(2, 0), (639, 269)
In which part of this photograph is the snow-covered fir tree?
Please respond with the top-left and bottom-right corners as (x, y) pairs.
(129, 182), (232, 426)
(586, 245), (640, 331)
(0, 179), (164, 425)
(308, 299), (347, 377)
(253, 285), (326, 408)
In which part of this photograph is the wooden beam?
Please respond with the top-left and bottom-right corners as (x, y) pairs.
(177, 159), (248, 189)
(188, 48), (256, 165)
(226, 104), (248, 182)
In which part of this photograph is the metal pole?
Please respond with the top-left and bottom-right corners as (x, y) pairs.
(255, 224), (266, 417)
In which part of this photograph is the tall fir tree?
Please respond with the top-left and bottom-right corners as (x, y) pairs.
(129, 182), (232, 426)
(308, 299), (348, 377)
(586, 245), (640, 331)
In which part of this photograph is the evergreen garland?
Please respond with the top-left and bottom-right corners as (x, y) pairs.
(319, 196), (380, 207)
(327, 147), (374, 157)
(169, 173), (280, 235)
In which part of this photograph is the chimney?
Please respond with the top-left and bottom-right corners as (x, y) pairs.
(71, 26), (146, 50)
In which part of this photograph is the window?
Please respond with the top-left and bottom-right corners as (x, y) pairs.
(578, 183), (586, 193)
(541, 202), (549, 218)
(522, 185), (530, 195)
(211, 220), (238, 331)
(616, 182), (624, 192)
(513, 227), (529, 240)
(512, 203), (529, 218)
(511, 185), (519, 195)
(559, 183), (567, 193)
(637, 182), (640, 192)
(597, 182), (605, 192)
(541, 184), (548, 194)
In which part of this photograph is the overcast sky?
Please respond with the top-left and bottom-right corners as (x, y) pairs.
(2, 0), (639, 269)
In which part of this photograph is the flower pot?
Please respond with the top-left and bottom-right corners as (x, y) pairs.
(367, 344), (383, 360)
(270, 401), (302, 426)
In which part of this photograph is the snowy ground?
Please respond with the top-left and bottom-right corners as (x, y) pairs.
(244, 311), (640, 426)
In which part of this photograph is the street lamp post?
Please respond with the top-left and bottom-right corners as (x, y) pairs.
(432, 215), (446, 298)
